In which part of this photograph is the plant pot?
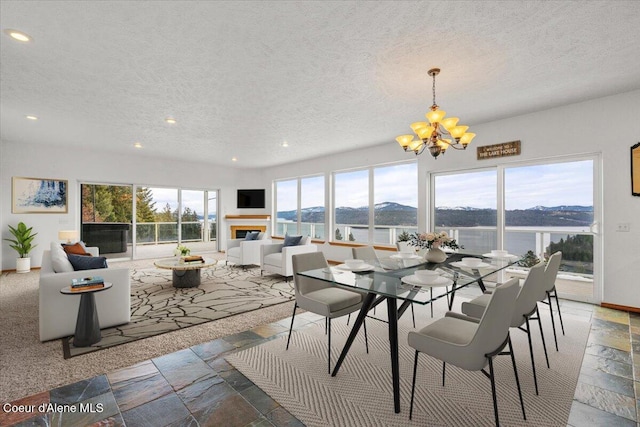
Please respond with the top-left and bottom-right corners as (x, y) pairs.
(424, 248), (447, 263)
(16, 257), (31, 273)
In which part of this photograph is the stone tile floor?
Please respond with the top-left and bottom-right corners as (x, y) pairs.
(2, 303), (640, 427)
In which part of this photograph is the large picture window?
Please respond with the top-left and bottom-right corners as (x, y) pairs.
(334, 169), (369, 242)
(301, 176), (325, 239)
(274, 176), (326, 239)
(275, 179), (299, 236)
(433, 170), (497, 254)
(274, 162), (418, 245)
(373, 163), (418, 244)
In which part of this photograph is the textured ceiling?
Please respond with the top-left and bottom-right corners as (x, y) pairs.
(2, 1), (640, 168)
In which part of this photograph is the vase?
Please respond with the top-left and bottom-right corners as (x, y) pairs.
(424, 247), (447, 263)
(16, 257), (31, 273)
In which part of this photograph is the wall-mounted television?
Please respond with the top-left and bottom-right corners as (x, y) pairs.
(237, 189), (265, 209)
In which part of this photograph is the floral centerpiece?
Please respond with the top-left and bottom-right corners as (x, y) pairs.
(174, 244), (190, 257)
(408, 231), (462, 250)
(408, 231), (462, 263)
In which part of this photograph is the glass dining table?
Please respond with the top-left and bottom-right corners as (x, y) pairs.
(297, 252), (519, 414)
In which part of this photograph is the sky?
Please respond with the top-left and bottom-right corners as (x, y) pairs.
(435, 160), (593, 209)
(146, 188), (216, 214)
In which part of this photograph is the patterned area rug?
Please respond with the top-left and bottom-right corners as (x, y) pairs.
(63, 262), (294, 358)
(227, 302), (590, 427)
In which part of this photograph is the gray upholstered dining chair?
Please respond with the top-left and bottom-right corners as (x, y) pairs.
(408, 279), (525, 427)
(539, 251), (563, 351)
(351, 246), (416, 326)
(288, 252), (369, 374)
(461, 261), (549, 395)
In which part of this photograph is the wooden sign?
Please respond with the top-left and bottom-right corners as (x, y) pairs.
(477, 140), (521, 160)
(632, 142), (640, 196)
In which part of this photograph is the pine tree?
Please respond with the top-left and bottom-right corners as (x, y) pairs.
(136, 187), (157, 222)
(335, 228), (343, 240)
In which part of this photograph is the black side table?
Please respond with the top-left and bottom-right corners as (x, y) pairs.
(60, 282), (112, 347)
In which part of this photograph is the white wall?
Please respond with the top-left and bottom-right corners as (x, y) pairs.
(259, 90), (640, 308)
(0, 143), (266, 270)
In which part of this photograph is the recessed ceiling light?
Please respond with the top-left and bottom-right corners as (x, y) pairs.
(25, 115), (38, 120)
(231, 157), (238, 162)
(281, 141), (289, 147)
(165, 117), (176, 124)
(134, 142), (143, 148)
(4, 29), (32, 43)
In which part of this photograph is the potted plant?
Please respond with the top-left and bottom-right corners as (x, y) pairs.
(4, 222), (38, 273)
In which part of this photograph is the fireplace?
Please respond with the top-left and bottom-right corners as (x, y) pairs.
(231, 225), (267, 239)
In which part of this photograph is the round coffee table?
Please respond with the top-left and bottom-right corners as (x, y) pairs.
(60, 282), (113, 347)
(154, 257), (216, 288)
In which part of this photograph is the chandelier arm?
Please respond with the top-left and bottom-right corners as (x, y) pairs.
(415, 143), (427, 156)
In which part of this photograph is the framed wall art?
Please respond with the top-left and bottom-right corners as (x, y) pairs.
(633, 143), (640, 197)
(12, 177), (68, 213)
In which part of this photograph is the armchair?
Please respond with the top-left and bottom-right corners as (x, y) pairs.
(226, 233), (271, 267)
(260, 236), (317, 280)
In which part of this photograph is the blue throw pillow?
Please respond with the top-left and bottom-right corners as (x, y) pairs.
(67, 254), (108, 271)
(244, 231), (260, 241)
(283, 234), (303, 247)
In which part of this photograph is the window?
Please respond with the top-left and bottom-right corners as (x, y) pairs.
(373, 163), (418, 244)
(273, 161), (417, 245)
(334, 169), (369, 242)
(504, 160), (594, 278)
(433, 170), (497, 255)
(301, 176), (325, 239)
(274, 176), (325, 238)
(275, 179), (299, 236)
(81, 184), (133, 258)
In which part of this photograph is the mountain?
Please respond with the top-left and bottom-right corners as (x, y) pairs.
(278, 202), (417, 225)
(528, 205), (593, 212)
(277, 203), (593, 228)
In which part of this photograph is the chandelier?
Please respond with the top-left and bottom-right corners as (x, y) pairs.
(396, 68), (475, 158)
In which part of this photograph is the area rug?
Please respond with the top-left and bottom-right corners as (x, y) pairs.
(227, 303), (590, 427)
(63, 262), (294, 358)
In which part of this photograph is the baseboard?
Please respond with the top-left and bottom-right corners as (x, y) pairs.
(1, 267), (41, 273)
(600, 302), (640, 313)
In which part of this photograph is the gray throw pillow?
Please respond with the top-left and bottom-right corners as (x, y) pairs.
(67, 254), (109, 271)
(283, 234), (303, 247)
(244, 231), (260, 240)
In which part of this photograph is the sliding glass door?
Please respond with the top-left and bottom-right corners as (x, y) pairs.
(432, 156), (599, 303)
(81, 183), (218, 259)
(504, 159), (596, 302)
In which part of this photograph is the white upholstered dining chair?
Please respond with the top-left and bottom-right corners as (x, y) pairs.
(461, 261), (549, 395)
(351, 245), (416, 326)
(539, 251), (564, 351)
(408, 278), (525, 427)
(288, 252), (369, 374)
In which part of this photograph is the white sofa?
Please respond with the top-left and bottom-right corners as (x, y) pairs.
(226, 234), (272, 267)
(39, 247), (131, 342)
(260, 236), (317, 280)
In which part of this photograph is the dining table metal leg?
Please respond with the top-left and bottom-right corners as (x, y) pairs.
(387, 297), (401, 413)
(331, 292), (376, 378)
